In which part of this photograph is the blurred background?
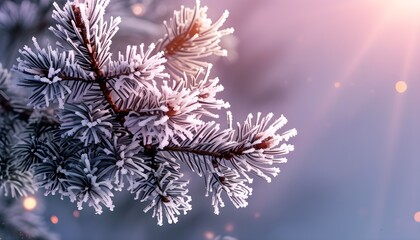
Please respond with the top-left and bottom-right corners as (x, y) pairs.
(3, 0), (420, 239)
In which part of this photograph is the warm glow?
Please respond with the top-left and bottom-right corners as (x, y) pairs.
(22, 197), (37, 211)
(131, 3), (144, 16)
(414, 211), (420, 222)
(50, 216), (59, 224)
(334, 82), (341, 89)
(395, 81), (407, 93)
(225, 223), (234, 232)
(203, 231), (215, 240)
(378, 0), (420, 18)
(389, 0), (420, 10)
(73, 210), (80, 218)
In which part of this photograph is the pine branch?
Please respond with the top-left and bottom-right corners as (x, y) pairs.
(0, 98), (33, 122)
(165, 113), (296, 183)
(69, 2), (124, 120)
(9, 0), (297, 227)
(162, 136), (278, 160)
(0, 63), (32, 120)
(70, 4), (105, 78)
(128, 150), (192, 225)
(163, 145), (226, 159)
(104, 44), (167, 86)
(156, 0), (234, 78)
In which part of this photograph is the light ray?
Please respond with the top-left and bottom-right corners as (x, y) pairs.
(379, 0), (420, 19)
(369, 18), (420, 239)
(301, 2), (390, 149)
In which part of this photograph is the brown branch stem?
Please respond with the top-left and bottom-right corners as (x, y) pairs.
(162, 136), (273, 160)
(162, 145), (244, 160)
(165, 21), (201, 56)
(163, 146), (225, 158)
(72, 4), (130, 124)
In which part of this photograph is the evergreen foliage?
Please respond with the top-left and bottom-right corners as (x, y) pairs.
(0, 0), (297, 226)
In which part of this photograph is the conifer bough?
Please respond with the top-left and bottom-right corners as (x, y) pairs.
(2, 0), (297, 226)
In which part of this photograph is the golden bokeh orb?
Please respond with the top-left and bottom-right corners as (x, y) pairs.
(23, 197), (37, 211)
(395, 81), (407, 93)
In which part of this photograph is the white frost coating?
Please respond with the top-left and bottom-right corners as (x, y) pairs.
(156, 0), (234, 78)
(67, 154), (115, 214)
(59, 104), (113, 146)
(8, 0), (297, 227)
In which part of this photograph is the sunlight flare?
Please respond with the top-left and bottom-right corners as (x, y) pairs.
(389, 0), (420, 12)
(372, 0), (420, 19)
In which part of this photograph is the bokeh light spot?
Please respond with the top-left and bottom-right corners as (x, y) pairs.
(131, 3), (145, 16)
(395, 81), (407, 93)
(225, 223), (234, 232)
(334, 82), (341, 88)
(414, 211), (420, 222)
(23, 197), (37, 211)
(50, 215), (59, 224)
(203, 231), (214, 240)
(73, 210), (80, 218)
(254, 212), (261, 219)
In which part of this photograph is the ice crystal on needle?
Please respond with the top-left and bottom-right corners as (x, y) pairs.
(0, 0), (297, 226)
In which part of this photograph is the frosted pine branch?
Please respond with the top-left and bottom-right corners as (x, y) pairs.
(0, 64), (36, 198)
(123, 65), (229, 149)
(50, 0), (120, 71)
(96, 136), (148, 190)
(6, 0), (297, 226)
(156, 0), (234, 78)
(128, 155), (192, 226)
(17, 38), (92, 108)
(163, 112), (296, 212)
(206, 165), (252, 215)
(59, 103), (115, 146)
(124, 79), (204, 148)
(0, 63), (32, 120)
(106, 43), (168, 95)
(67, 153), (115, 214)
